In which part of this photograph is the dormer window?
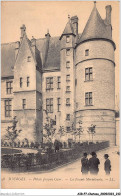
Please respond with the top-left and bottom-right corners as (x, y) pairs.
(85, 49), (89, 56)
(66, 49), (70, 56)
(66, 36), (70, 43)
(27, 56), (31, 62)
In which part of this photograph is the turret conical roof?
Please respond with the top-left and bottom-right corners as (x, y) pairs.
(79, 3), (112, 43)
(60, 18), (75, 40)
(63, 20), (74, 35)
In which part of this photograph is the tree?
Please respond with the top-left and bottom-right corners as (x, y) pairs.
(4, 116), (22, 146)
(43, 116), (56, 143)
(71, 120), (83, 143)
(71, 122), (77, 142)
(87, 124), (96, 142)
(76, 120), (83, 143)
(58, 126), (65, 138)
(22, 138), (29, 147)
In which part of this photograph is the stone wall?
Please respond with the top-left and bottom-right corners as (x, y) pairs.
(76, 109), (116, 145)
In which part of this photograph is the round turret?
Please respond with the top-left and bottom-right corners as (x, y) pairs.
(75, 4), (116, 145)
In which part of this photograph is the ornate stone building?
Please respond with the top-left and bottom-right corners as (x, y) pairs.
(1, 3), (116, 145)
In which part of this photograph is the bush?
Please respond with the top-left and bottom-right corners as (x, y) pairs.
(1, 141), (109, 171)
(68, 139), (73, 148)
(9, 142), (12, 147)
(45, 142), (53, 149)
(54, 140), (62, 152)
(46, 148), (54, 154)
(63, 142), (67, 148)
(36, 152), (41, 164)
(30, 142), (34, 148)
(34, 142), (39, 149)
(58, 141), (62, 149)
(4, 142), (8, 147)
(73, 142), (81, 148)
(89, 142), (94, 145)
(13, 142), (17, 147)
(21, 142), (25, 148)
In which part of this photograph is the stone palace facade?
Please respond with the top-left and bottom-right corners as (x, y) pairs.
(1, 3), (116, 145)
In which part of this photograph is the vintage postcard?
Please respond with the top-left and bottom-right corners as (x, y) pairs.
(1, 1), (120, 190)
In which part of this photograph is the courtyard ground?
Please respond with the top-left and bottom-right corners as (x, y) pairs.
(1, 146), (120, 189)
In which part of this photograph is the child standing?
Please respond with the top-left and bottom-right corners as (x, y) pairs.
(104, 154), (111, 175)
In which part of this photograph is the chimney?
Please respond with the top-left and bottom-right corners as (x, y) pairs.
(45, 29), (51, 40)
(44, 29), (51, 66)
(71, 16), (78, 35)
(31, 36), (36, 46)
(15, 41), (20, 59)
(20, 24), (26, 42)
(105, 5), (112, 25)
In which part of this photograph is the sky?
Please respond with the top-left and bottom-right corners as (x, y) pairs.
(1, 1), (119, 109)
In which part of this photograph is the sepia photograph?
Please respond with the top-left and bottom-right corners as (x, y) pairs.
(1, 0), (120, 190)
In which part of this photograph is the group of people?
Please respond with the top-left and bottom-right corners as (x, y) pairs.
(81, 152), (111, 175)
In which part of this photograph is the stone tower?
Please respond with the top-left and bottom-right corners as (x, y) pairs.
(75, 3), (116, 145)
(60, 16), (78, 139)
(13, 25), (43, 144)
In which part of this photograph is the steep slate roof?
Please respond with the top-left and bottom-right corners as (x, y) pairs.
(79, 4), (112, 43)
(1, 36), (61, 77)
(36, 36), (60, 71)
(60, 19), (75, 40)
(1, 5), (113, 78)
(62, 20), (74, 35)
(1, 42), (15, 77)
(43, 37), (60, 70)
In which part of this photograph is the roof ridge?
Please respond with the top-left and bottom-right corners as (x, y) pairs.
(25, 33), (37, 65)
(14, 33), (37, 66)
(37, 35), (60, 40)
(1, 42), (16, 46)
(1, 35), (61, 45)
(1, 31), (61, 77)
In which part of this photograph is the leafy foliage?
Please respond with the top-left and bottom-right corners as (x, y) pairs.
(87, 124), (96, 142)
(75, 120), (83, 142)
(71, 120), (83, 142)
(58, 126), (65, 137)
(4, 116), (22, 143)
(43, 116), (56, 143)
